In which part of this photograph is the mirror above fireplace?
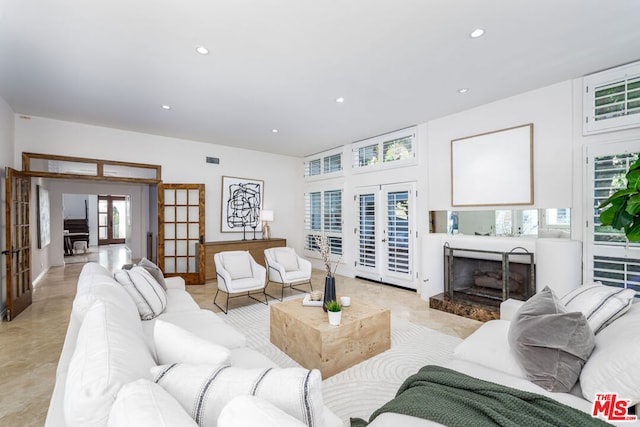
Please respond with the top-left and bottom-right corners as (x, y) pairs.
(429, 208), (571, 238)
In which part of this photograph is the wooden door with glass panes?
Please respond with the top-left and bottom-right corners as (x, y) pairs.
(4, 168), (32, 321)
(158, 184), (205, 285)
(98, 195), (127, 245)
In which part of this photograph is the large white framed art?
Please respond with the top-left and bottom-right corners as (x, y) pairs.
(451, 123), (534, 207)
(220, 176), (263, 233)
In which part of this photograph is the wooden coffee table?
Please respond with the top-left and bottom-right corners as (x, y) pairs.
(270, 297), (391, 378)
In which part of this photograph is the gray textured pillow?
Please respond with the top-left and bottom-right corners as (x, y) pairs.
(138, 257), (167, 290)
(507, 286), (595, 392)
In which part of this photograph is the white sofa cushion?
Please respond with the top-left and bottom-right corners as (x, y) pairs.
(580, 302), (640, 405)
(64, 300), (156, 427)
(107, 379), (197, 427)
(114, 267), (167, 320)
(274, 248), (299, 272)
(453, 320), (525, 379)
(222, 252), (253, 279)
(163, 288), (200, 313)
(561, 282), (636, 334)
(154, 319), (231, 365)
(152, 364), (325, 427)
(156, 310), (247, 349)
(218, 395), (306, 427)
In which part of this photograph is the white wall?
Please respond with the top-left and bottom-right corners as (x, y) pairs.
(63, 194), (89, 219)
(427, 81), (574, 211)
(0, 96), (15, 316)
(31, 178), (51, 284)
(14, 116), (302, 270)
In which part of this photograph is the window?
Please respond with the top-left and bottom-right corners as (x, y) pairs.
(589, 144), (640, 296)
(304, 189), (342, 255)
(584, 60), (640, 134)
(352, 127), (416, 171)
(593, 153), (639, 246)
(304, 159), (321, 177)
(304, 150), (343, 177)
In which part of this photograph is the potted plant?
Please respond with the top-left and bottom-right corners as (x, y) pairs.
(599, 157), (640, 241)
(315, 235), (340, 311)
(325, 300), (342, 326)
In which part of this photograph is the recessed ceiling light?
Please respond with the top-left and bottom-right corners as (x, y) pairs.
(161, 104), (172, 110)
(195, 46), (209, 55)
(272, 129), (279, 133)
(458, 88), (469, 94)
(470, 28), (485, 38)
(335, 97), (345, 103)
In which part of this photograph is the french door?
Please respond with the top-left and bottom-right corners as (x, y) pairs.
(354, 183), (416, 289)
(98, 195), (127, 245)
(158, 184), (205, 285)
(3, 168), (32, 321)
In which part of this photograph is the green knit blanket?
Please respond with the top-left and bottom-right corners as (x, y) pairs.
(350, 365), (611, 427)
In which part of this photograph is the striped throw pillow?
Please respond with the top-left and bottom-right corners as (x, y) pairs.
(152, 364), (325, 427)
(114, 266), (167, 320)
(561, 283), (636, 334)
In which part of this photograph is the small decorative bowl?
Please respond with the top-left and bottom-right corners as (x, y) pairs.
(310, 290), (322, 301)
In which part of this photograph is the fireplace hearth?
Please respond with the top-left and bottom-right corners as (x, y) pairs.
(430, 244), (535, 321)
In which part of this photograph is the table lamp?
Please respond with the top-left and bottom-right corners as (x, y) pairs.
(260, 210), (274, 240)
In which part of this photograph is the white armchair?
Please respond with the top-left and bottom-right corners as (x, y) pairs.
(214, 251), (267, 314)
(264, 247), (313, 301)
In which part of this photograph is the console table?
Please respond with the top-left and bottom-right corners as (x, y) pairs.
(204, 238), (286, 281)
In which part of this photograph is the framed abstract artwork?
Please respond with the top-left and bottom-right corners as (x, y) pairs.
(37, 185), (51, 248)
(220, 176), (264, 233)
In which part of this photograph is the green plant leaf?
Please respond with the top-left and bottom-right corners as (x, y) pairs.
(629, 157), (640, 172)
(627, 169), (640, 190)
(625, 220), (640, 242)
(626, 194), (640, 216)
(598, 189), (637, 209)
(599, 198), (624, 226)
(612, 199), (634, 229)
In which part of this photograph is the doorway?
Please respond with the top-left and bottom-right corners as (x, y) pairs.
(354, 182), (417, 289)
(98, 195), (128, 245)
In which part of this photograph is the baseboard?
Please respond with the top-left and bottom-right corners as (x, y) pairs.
(1, 308), (6, 322)
(32, 267), (50, 288)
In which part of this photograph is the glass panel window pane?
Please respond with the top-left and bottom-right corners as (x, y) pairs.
(324, 190), (342, 232)
(188, 189), (199, 204)
(164, 206), (175, 222)
(305, 159), (321, 176)
(164, 257), (175, 273)
(176, 257), (187, 273)
(176, 189), (187, 205)
(188, 223), (199, 238)
(176, 206), (188, 222)
(177, 240), (187, 256)
(164, 224), (175, 239)
(323, 153), (342, 173)
(176, 224), (187, 239)
(164, 189), (175, 205)
(188, 257), (197, 273)
(358, 144), (378, 167)
(358, 194), (376, 268)
(188, 206), (199, 222)
(305, 192), (322, 231)
(383, 136), (413, 163)
(165, 240), (175, 256)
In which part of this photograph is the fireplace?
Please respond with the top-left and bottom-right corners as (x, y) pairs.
(430, 244), (535, 321)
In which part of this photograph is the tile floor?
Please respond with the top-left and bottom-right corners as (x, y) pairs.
(0, 245), (482, 426)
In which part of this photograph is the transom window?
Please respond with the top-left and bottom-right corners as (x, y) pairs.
(304, 149), (343, 178)
(352, 127), (416, 171)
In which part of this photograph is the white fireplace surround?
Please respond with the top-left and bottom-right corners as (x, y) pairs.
(421, 234), (582, 301)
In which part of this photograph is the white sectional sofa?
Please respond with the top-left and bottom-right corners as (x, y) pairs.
(46, 262), (341, 427)
(365, 286), (640, 427)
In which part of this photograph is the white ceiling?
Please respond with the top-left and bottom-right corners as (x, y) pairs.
(1, 1), (640, 157)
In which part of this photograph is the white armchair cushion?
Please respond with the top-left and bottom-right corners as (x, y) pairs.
(274, 248), (299, 272)
(561, 282), (636, 334)
(114, 267), (167, 320)
(222, 252), (254, 279)
(108, 379), (197, 427)
(154, 319), (231, 366)
(152, 364), (325, 427)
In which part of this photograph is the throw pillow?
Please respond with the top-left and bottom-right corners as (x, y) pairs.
(154, 319), (231, 366)
(508, 286), (595, 393)
(108, 379), (198, 427)
(138, 257), (167, 290)
(218, 395), (306, 427)
(152, 364), (325, 427)
(561, 282), (636, 334)
(580, 302), (640, 405)
(222, 252), (253, 279)
(114, 267), (167, 320)
(274, 248), (299, 272)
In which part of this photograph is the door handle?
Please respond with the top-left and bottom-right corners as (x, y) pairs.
(381, 239), (387, 243)
(2, 247), (19, 256)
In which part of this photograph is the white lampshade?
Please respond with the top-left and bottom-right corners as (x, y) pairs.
(259, 210), (274, 222)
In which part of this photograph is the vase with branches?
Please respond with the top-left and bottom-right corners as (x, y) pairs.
(315, 235), (339, 311)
